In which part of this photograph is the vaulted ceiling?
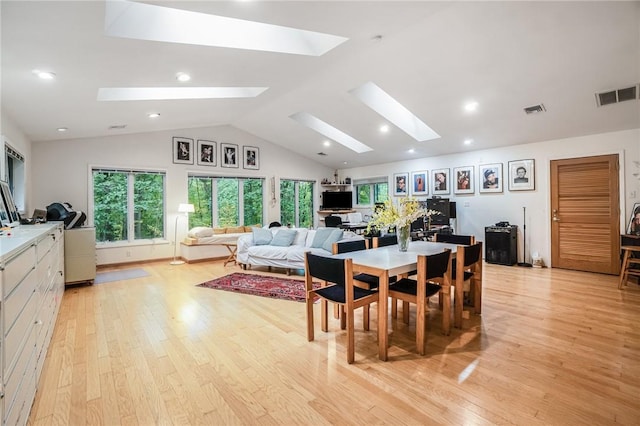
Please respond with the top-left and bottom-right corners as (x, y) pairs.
(2, 1), (639, 168)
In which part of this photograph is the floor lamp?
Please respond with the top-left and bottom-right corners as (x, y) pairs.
(170, 203), (194, 265)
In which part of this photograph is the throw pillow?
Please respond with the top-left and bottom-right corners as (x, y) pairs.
(311, 228), (336, 248)
(271, 229), (298, 247)
(213, 228), (226, 234)
(252, 227), (273, 245)
(188, 226), (214, 238)
(322, 229), (344, 252)
(226, 226), (245, 234)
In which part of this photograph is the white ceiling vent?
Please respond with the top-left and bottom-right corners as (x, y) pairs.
(596, 85), (638, 107)
(108, 124), (127, 130)
(524, 104), (546, 114)
(317, 152), (327, 156)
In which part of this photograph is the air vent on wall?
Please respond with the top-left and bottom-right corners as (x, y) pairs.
(524, 104), (546, 114)
(108, 124), (127, 130)
(596, 84), (638, 107)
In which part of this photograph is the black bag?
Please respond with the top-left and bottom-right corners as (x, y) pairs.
(46, 202), (86, 229)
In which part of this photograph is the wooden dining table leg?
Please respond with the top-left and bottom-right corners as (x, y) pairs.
(454, 256), (464, 328)
(378, 271), (389, 361)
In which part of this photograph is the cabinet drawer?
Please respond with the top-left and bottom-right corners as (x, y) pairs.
(36, 248), (53, 289)
(4, 349), (36, 426)
(4, 326), (36, 418)
(4, 290), (37, 376)
(4, 268), (36, 332)
(3, 245), (36, 297)
(36, 233), (55, 262)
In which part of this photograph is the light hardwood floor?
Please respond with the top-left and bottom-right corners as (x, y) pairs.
(28, 260), (640, 425)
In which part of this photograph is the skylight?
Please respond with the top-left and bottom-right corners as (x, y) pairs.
(290, 112), (373, 154)
(97, 87), (268, 101)
(350, 82), (440, 142)
(104, 1), (348, 56)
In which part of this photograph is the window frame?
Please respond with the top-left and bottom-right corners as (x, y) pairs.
(354, 177), (389, 207)
(280, 178), (315, 228)
(89, 166), (167, 246)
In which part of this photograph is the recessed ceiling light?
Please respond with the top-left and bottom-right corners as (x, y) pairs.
(148, 112), (161, 118)
(33, 69), (56, 80)
(105, 0), (348, 56)
(56, 127), (68, 132)
(176, 72), (191, 82)
(350, 82), (440, 142)
(97, 86), (268, 101)
(290, 112), (373, 153)
(464, 139), (473, 145)
(380, 124), (389, 133)
(343, 161), (348, 165)
(408, 148), (415, 154)
(464, 101), (479, 112)
(323, 140), (331, 147)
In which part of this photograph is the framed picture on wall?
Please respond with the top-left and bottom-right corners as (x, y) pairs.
(393, 172), (409, 196)
(432, 168), (450, 195)
(508, 159), (535, 191)
(410, 170), (428, 196)
(479, 163), (503, 193)
(243, 146), (260, 170)
(197, 140), (216, 166)
(221, 143), (239, 168)
(172, 137), (193, 164)
(627, 202), (640, 235)
(453, 166), (474, 194)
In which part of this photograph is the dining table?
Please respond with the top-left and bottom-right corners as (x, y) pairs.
(332, 240), (459, 361)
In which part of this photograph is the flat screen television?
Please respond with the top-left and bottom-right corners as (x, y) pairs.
(427, 198), (450, 225)
(322, 191), (353, 210)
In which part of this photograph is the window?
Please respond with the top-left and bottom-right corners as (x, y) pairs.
(3, 142), (25, 212)
(355, 178), (389, 206)
(92, 168), (166, 243)
(280, 179), (314, 228)
(188, 175), (264, 228)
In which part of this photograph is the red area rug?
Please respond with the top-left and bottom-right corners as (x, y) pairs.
(196, 272), (319, 302)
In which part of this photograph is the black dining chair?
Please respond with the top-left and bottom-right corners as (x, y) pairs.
(452, 242), (483, 328)
(324, 215), (343, 228)
(388, 249), (452, 355)
(434, 233), (476, 245)
(372, 234), (397, 248)
(304, 252), (379, 364)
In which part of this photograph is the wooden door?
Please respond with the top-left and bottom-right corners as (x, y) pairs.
(550, 154), (620, 274)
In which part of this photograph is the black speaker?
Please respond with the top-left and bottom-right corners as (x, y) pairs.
(449, 201), (456, 219)
(485, 226), (517, 265)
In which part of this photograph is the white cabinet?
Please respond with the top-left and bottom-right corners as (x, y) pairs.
(1, 223), (64, 426)
(64, 227), (96, 285)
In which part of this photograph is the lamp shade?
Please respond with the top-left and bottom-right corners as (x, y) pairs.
(178, 203), (195, 213)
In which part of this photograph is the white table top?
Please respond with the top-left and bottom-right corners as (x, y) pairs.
(332, 240), (458, 276)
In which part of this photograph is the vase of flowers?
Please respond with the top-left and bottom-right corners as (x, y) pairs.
(366, 198), (440, 252)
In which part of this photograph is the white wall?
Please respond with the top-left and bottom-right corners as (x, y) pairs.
(1, 112), (34, 213)
(31, 125), (332, 265)
(340, 129), (640, 267)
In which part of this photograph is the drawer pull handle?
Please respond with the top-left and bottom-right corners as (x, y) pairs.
(35, 320), (43, 325)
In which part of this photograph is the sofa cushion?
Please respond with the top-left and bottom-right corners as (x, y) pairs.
(252, 227), (273, 245)
(248, 245), (289, 260)
(293, 229), (309, 246)
(244, 224), (261, 232)
(287, 247), (327, 264)
(271, 229), (298, 246)
(213, 228), (226, 234)
(188, 226), (214, 238)
(322, 229), (344, 252)
(311, 228), (335, 248)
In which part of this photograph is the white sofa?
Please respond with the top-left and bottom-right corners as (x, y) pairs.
(237, 227), (363, 273)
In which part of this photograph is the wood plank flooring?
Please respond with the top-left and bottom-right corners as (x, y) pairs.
(28, 260), (640, 425)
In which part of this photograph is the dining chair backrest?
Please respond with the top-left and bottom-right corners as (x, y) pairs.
(324, 215), (342, 228)
(463, 242), (483, 267)
(305, 252), (347, 287)
(435, 233), (475, 245)
(332, 239), (367, 254)
(373, 234), (397, 248)
(426, 249), (452, 280)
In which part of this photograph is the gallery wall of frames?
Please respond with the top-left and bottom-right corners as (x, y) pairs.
(172, 136), (260, 170)
(393, 159), (535, 197)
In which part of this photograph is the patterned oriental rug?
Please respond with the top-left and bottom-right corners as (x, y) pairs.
(196, 272), (319, 302)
